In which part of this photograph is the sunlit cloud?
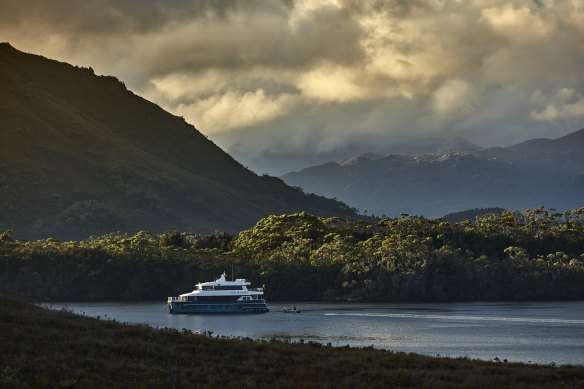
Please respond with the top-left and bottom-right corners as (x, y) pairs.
(176, 89), (302, 133)
(479, 3), (556, 43)
(433, 79), (476, 116)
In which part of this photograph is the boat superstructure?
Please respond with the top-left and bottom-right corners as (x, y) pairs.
(167, 272), (269, 314)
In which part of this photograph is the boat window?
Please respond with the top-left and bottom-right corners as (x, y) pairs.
(189, 296), (241, 302)
(213, 286), (244, 290)
(200, 285), (244, 290)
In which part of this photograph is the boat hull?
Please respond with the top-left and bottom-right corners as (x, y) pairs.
(168, 300), (269, 314)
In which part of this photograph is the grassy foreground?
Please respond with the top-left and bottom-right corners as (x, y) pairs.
(1, 297), (583, 388)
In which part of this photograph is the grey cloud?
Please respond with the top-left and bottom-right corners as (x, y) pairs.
(1, 0), (362, 74)
(340, 0), (426, 18)
(129, 3), (366, 80)
(1, 0), (271, 34)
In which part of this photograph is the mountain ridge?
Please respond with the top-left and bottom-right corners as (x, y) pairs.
(282, 129), (584, 218)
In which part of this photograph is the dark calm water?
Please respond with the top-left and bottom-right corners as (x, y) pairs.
(42, 301), (584, 366)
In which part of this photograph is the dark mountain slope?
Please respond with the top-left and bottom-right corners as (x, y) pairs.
(0, 43), (357, 240)
(282, 130), (584, 218)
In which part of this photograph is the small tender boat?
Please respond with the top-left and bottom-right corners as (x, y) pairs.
(167, 272), (269, 314)
(283, 306), (300, 313)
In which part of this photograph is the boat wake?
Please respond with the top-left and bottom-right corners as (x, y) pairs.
(324, 312), (584, 325)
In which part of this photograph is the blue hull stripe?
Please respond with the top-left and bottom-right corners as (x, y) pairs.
(169, 301), (269, 314)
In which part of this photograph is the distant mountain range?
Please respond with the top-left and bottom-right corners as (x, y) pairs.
(221, 132), (480, 176)
(282, 129), (584, 218)
(0, 43), (357, 240)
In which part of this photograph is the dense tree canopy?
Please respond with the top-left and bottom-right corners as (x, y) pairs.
(1, 207), (583, 301)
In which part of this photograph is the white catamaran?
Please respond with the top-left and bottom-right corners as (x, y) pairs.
(167, 272), (269, 314)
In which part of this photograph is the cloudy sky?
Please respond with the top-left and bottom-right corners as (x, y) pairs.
(2, 0), (584, 174)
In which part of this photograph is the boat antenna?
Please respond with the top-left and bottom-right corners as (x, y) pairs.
(231, 262), (234, 281)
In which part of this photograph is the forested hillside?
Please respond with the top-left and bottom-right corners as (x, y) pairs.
(0, 43), (357, 240)
(1, 207), (583, 302)
(442, 207), (506, 223)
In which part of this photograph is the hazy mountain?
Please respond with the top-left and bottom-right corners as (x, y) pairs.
(0, 43), (357, 240)
(281, 130), (584, 218)
(476, 130), (584, 174)
(221, 132), (479, 176)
